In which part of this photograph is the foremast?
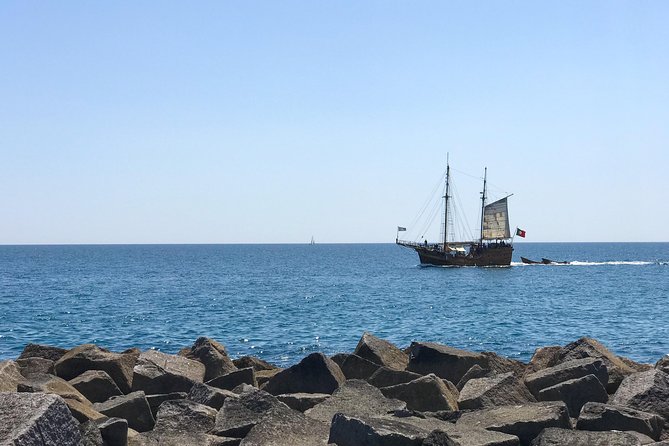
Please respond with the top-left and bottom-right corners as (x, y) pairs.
(442, 156), (450, 251)
(479, 167), (487, 243)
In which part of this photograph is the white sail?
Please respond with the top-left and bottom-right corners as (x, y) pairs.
(482, 197), (510, 239)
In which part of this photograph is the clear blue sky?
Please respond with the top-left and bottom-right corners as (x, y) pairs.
(1, 1), (667, 243)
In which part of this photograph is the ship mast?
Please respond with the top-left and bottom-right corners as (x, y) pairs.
(479, 167), (487, 243)
(443, 155), (450, 250)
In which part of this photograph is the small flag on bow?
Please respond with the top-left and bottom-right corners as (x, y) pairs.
(516, 228), (526, 238)
(397, 226), (406, 232)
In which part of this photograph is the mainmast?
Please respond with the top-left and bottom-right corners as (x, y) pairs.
(479, 167), (487, 243)
(443, 155), (450, 249)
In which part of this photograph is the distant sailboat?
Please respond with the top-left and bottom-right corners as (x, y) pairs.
(310, 236), (315, 245)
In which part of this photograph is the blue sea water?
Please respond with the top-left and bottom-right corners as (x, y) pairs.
(0, 243), (667, 366)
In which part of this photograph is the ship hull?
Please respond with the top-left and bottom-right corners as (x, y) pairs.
(414, 245), (513, 267)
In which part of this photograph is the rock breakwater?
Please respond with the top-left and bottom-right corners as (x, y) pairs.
(1, 334), (668, 445)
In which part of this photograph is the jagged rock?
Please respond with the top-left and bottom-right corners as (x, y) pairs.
(96, 417), (128, 446)
(305, 379), (406, 423)
(189, 382), (238, 410)
(368, 366), (423, 388)
(380, 373), (458, 412)
(0, 392), (81, 445)
(456, 402), (571, 445)
(64, 398), (106, 423)
(456, 364), (492, 390)
(576, 402), (664, 441)
(146, 392), (188, 418)
(538, 374), (608, 417)
(611, 369), (669, 421)
(240, 405), (329, 445)
(483, 352), (528, 376)
(80, 419), (105, 446)
(70, 370), (123, 403)
(459, 372), (536, 410)
(19, 343), (69, 362)
(207, 367), (257, 390)
(18, 372), (91, 404)
(524, 358), (608, 397)
(423, 428), (520, 446)
(277, 393), (329, 412)
(54, 344), (138, 394)
(94, 390), (155, 432)
(233, 356), (276, 372)
(407, 341), (488, 384)
(557, 337), (642, 392)
(211, 387), (291, 438)
(339, 353), (381, 380)
(16, 357), (55, 377)
(152, 399), (218, 434)
(656, 356), (669, 374)
(263, 352), (345, 395)
(353, 332), (409, 371)
(527, 346), (562, 373)
(329, 413), (519, 446)
(256, 368), (282, 387)
(0, 360), (23, 391)
(183, 337), (237, 381)
(530, 427), (646, 445)
(132, 349), (205, 394)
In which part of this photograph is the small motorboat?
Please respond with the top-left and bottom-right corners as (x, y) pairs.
(521, 257), (542, 264)
(541, 258), (570, 265)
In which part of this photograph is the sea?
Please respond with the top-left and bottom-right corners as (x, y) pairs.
(0, 243), (667, 366)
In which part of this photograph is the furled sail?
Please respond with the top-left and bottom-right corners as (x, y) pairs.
(482, 197), (510, 239)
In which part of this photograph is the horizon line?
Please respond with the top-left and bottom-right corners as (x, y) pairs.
(0, 241), (667, 246)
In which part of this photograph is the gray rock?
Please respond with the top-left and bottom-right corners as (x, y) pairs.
(97, 417), (128, 446)
(19, 343), (69, 362)
(263, 352), (345, 395)
(189, 382), (238, 410)
(80, 420), (105, 446)
(0, 360), (24, 391)
(70, 370), (123, 403)
(339, 353), (381, 380)
(129, 432), (240, 445)
(459, 372), (536, 410)
(423, 428), (520, 446)
(207, 367), (257, 390)
(255, 368), (282, 387)
(330, 353), (349, 368)
(18, 372), (91, 404)
(94, 390), (155, 432)
(381, 373), (458, 412)
(538, 374), (608, 417)
(611, 369), (669, 421)
(482, 352), (528, 377)
(407, 342), (488, 385)
(456, 364), (492, 391)
(306, 379), (406, 423)
(456, 402), (571, 445)
(54, 344), (138, 394)
(62, 398), (106, 423)
(577, 402), (664, 441)
(524, 358), (608, 397)
(153, 399), (218, 434)
(16, 357), (55, 377)
(368, 366), (423, 388)
(353, 332), (409, 371)
(656, 356), (669, 374)
(240, 406), (329, 445)
(277, 392), (329, 412)
(530, 427), (644, 445)
(132, 349), (205, 394)
(183, 337), (238, 381)
(527, 346), (563, 373)
(145, 392), (188, 418)
(211, 387), (291, 438)
(0, 392), (81, 445)
(233, 356), (276, 372)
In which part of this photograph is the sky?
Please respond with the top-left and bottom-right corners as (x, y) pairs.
(1, 1), (667, 244)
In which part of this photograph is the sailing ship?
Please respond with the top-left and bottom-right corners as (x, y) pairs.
(396, 161), (514, 266)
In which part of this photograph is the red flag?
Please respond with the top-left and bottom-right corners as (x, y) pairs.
(516, 228), (526, 238)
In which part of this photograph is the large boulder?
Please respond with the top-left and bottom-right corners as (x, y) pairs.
(305, 379), (406, 423)
(69, 370), (123, 403)
(132, 349), (205, 394)
(63, 398), (106, 423)
(19, 343), (69, 362)
(96, 417), (129, 446)
(211, 387), (291, 438)
(79, 419), (105, 446)
(152, 399), (218, 433)
(18, 373), (91, 404)
(483, 352), (528, 376)
(353, 332), (409, 371)
(459, 372), (536, 410)
(263, 352), (345, 395)
(93, 390), (155, 432)
(16, 357), (55, 377)
(0, 392), (81, 445)
(182, 337), (238, 381)
(338, 354), (381, 380)
(456, 402), (571, 445)
(234, 355), (276, 372)
(611, 369), (669, 421)
(530, 427), (647, 446)
(0, 360), (24, 391)
(576, 402), (664, 441)
(456, 364), (492, 390)
(380, 373), (459, 412)
(207, 367), (257, 390)
(189, 382), (238, 410)
(407, 342), (488, 384)
(145, 392), (188, 418)
(240, 405), (329, 445)
(527, 346), (563, 373)
(524, 358), (608, 398)
(368, 366), (423, 388)
(54, 344), (138, 394)
(538, 374), (608, 417)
